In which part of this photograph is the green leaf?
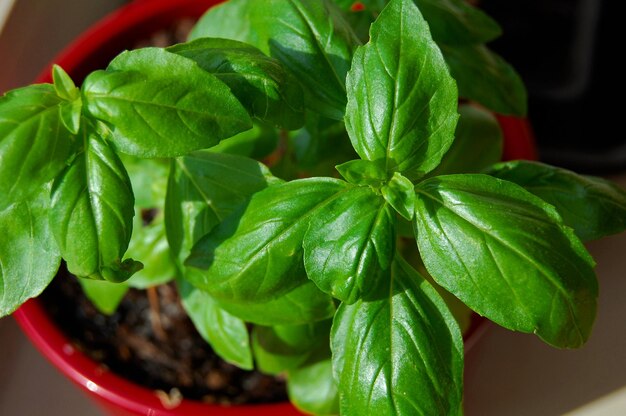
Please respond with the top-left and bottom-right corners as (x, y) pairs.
(428, 104), (503, 177)
(77, 277), (129, 315)
(0, 84), (74, 209)
(331, 255), (464, 415)
(414, 0), (501, 45)
(58, 100), (82, 135)
(488, 161), (626, 241)
(210, 280), (336, 326)
(191, 0), (359, 120)
(165, 150), (281, 267)
(52, 65), (80, 101)
(208, 121), (279, 159)
(178, 279), (253, 369)
(82, 48), (252, 158)
(118, 155), (169, 209)
(252, 320), (331, 375)
(345, 0), (458, 180)
(303, 186), (395, 303)
(382, 172), (416, 220)
(125, 211), (176, 289)
(0, 187), (61, 317)
(186, 178), (349, 302)
(414, 174), (598, 347)
(287, 354), (339, 416)
(335, 159), (387, 187)
(168, 38), (305, 130)
(49, 123), (142, 282)
(442, 43), (527, 116)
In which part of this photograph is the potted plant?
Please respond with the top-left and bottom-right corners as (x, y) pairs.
(2, 0), (625, 415)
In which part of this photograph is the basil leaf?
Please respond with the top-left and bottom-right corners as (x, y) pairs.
(382, 172), (416, 221)
(331, 255), (463, 415)
(52, 65), (80, 101)
(335, 159), (387, 187)
(49, 123), (142, 282)
(252, 320), (331, 374)
(414, 0), (501, 45)
(125, 211), (176, 289)
(165, 151), (281, 266)
(414, 174), (598, 347)
(83, 48), (251, 158)
(303, 186), (395, 303)
(287, 354), (339, 416)
(168, 38), (305, 130)
(0, 187), (61, 317)
(211, 280), (336, 326)
(0, 84), (74, 209)
(178, 279), (253, 370)
(186, 178), (349, 302)
(191, 0), (359, 120)
(428, 104), (503, 177)
(58, 100), (82, 135)
(442, 43), (527, 116)
(345, 0), (458, 180)
(77, 277), (129, 315)
(209, 121), (279, 159)
(488, 161), (626, 241)
(119, 155), (169, 209)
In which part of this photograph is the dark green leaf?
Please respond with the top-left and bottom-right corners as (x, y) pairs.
(345, 0), (458, 180)
(252, 320), (331, 374)
(428, 104), (503, 177)
(303, 186), (395, 303)
(168, 38), (305, 130)
(0, 187), (61, 317)
(382, 172), (415, 220)
(335, 159), (387, 187)
(83, 48), (252, 158)
(211, 280), (336, 326)
(49, 123), (142, 282)
(77, 277), (129, 315)
(0, 84), (74, 209)
(186, 178), (349, 302)
(165, 151), (281, 266)
(414, 174), (598, 347)
(488, 161), (626, 241)
(178, 279), (253, 369)
(442, 43), (527, 116)
(331, 255), (463, 415)
(191, 0), (359, 120)
(414, 0), (501, 45)
(287, 354), (339, 416)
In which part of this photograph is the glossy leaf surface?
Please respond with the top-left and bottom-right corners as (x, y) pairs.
(414, 174), (598, 347)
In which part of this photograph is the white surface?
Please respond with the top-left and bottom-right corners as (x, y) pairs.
(1, 1), (625, 415)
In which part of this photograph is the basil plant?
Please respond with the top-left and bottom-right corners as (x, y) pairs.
(1, 0), (625, 414)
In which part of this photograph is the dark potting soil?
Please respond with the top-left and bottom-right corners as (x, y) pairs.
(39, 269), (287, 406)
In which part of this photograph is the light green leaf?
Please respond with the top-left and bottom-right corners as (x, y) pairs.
(77, 277), (129, 315)
(168, 38), (305, 130)
(287, 354), (339, 416)
(488, 161), (626, 241)
(414, 174), (598, 347)
(178, 279), (253, 369)
(382, 172), (416, 220)
(208, 121), (279, 159)
(186, 178), (350, 302)
(335, 159), (387, 187)
(331, 255), (464, 415)
(52, 65), (80, 101)
(0, 187), (61, 317)
(49, 123), (142, 282)
(0, 84), (74, 209)
(83, 48), (252, 158)
(303, 186), (395, 303)
(165, 150), (281, 267)
(345, 0), (458, 180)
(428, 104), (503, 177)
(191, 0), (360, 120)
(252, 320), (331, 375)
(442, 43), (527, 116)
(58, 100), (82, 135)
(118, 155), (169, 209)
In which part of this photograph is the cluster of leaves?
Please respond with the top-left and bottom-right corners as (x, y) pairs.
(1, 0), (626, 414)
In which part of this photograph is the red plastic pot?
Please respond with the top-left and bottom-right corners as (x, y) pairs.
(12, 0), (537, 415)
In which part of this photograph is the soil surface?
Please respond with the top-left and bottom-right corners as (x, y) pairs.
(40, 268), (287, 406)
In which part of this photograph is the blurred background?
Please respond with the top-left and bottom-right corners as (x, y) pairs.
(1, 0), (625, 415)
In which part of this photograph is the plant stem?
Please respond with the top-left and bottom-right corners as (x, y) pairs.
(147, 286), (167, 342)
